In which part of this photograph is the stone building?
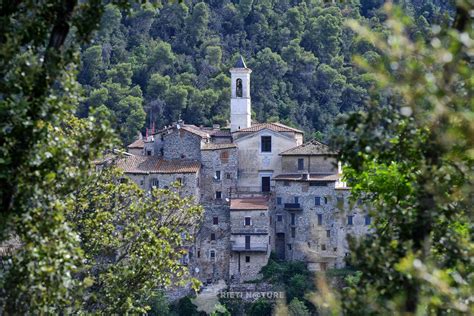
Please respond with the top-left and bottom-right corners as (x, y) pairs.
(115, 57), (370, 285)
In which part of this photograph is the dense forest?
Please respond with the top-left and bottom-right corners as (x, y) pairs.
(3, 0), (471, 313)
(77, 0), (455, 144)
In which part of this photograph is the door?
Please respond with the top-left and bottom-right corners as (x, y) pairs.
(275, 233), (285, 260)
(261, 176), (271, 192)
(245, 235), (251, 250)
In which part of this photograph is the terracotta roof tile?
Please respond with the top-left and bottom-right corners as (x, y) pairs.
(279, 140), (337, 156)
(233, 122), (303, 134)
(181, 125), (210, 138)
(201, 143), (237, 150)
(127, 138), (145, 149)
(116, 155), (200, 174)
(230, 197), (269, 210)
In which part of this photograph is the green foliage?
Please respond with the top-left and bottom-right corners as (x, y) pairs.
(332, 2), (473, 314)
(261, 258), (314, 306)
(69, 167), (203, 313)
(288, 297), (310, 316)
(247, 298), (273, 316)
(78, 0), (455, 143)
(0, 0), (129, 310)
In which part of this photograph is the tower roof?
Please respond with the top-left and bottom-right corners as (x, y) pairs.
(234, 55), (247, 68)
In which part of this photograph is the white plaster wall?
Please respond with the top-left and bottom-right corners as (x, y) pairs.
(235, 131), (298, 190)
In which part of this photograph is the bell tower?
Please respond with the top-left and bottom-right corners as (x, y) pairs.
(230, 56), (252, 132)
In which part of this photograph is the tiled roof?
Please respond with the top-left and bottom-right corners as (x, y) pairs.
(116, 155), (201, 174)
(230, 197), (269, 210)
(127, 138), (145, 149)
(201, 143), (237, 150)
(180, 125), (210, 138)
(273, 173), (340, 182)
(279, 140), (337, 156)
(234, 122), (303, 134)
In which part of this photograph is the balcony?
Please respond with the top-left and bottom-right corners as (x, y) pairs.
(231, 244), (268, 252)
(231, 228), (269, 235)
(228, 186), (274, 198)
(284, 203), (302, 211)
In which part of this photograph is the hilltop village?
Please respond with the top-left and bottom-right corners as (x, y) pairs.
(118, 57), (370, 285)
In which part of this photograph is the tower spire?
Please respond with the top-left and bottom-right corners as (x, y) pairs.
(234, 55), (247, 68)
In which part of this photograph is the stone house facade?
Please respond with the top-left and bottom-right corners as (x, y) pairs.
(117, 57), (370, 285)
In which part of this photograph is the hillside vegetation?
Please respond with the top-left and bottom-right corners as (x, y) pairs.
(77, 0), (453, 144)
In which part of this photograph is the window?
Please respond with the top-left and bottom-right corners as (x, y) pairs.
(315, 196), (321, 206)
(245, 236), (251, 249)
(287, 244), (292, 250)
(321, 244), (326, 251)
(210, 250), (216, 260)
(150, 178), (159, 188)
(298, 158), (304, 170)
(365, 215), (371, 225)
(284, 180), (290, 187)
(215, 191), (222, 199)
(326, 230), (331, 238)
(294, 196), (299, 203)
(210, 233), (216, 241)
(245, 217), (251, 226)
(245, 256), (250, 263)
(215, 170), (221, 180)
(324, 197), (328, 204)
(226, 173), (231, 179)
(317, 214), (323, 225)
(236, 78), (243, 97)
(291, 227), (296, 238)
(213, 217), (219, 225)
(347, 215), (353, 225)
(160, 148), (164, 156)
(277, 197), (282, 205)
(261, 136), (272, 152)
(277, 215), (283, 222)
(291, 213), (296, 225)
(140, 179), (144, 186)
(310, 181), (328, 186)
(176, 177), (183, 185)
(147, 150), (152, 156)
(197, 250), (201, 258)
(220, 151), (229, 163)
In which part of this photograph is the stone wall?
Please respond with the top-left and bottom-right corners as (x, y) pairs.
(229, 209), (271, 282)
(281, 156), (338, 174)
(273, 180), (369, 271)
(125, 171), (200, 202)
(163, 129), (202, 161)
(200, 148), (238, 202)
(191, 203), (231, 284)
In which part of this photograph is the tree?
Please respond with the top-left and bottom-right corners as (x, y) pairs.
(331, 2), (473, 314)
(0, 0), (129, 312)
(69, 167), (203, 313)
(288, 298), (310, 316)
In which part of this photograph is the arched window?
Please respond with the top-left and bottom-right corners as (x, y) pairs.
(236, 78), (243, 97)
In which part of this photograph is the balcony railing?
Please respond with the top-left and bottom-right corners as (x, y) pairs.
(231, 228), (269, 235)
(231, 244), (268, 252)
(228, 186), (274, 198)
(284, 203), (302, 210)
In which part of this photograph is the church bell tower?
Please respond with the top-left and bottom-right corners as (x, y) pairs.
(230, 56), (252, 132)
